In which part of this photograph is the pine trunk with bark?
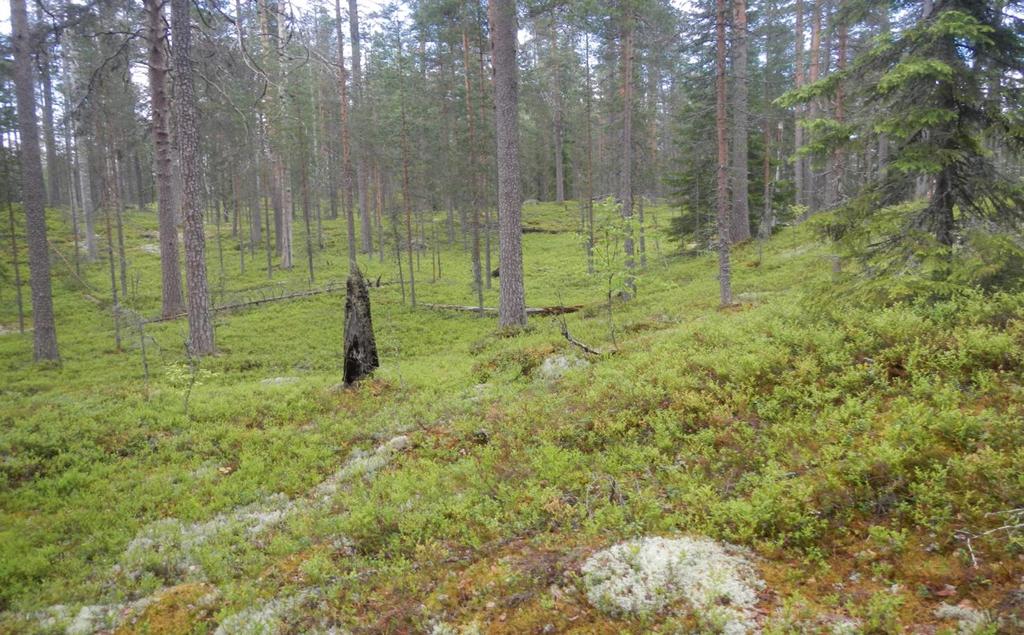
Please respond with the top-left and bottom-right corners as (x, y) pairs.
(146, 0), (186, 319)
(12, 0), (59, 361)
(399, 54), (416, 308)
(548, 21), (565, 205)
(715, 0), (734, 307)
(489, 0), (526, 329)
(620, 14), (636, 297)
(171, 0), (215, 355)
(805, 0), (823, 215)
(793, 0), (806, 209)
(826, 20), (847, 208)
(730, 0), (751, 243)
(462, 26), (485, 313)
(38, 41), (61, 207)
(335, 0), (357, 271)
(349, 0), (373, 254)
(12, 0), (59, 360)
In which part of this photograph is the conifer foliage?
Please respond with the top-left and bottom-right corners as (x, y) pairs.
(782, 0), (1024, 280)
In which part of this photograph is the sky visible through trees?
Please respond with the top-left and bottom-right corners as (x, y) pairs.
(1, 0), (1024, 631)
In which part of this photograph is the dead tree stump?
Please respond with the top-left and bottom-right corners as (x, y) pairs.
(343, 268), (379, 385)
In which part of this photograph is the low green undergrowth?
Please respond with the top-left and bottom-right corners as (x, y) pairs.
(2, 202), (1022, 632)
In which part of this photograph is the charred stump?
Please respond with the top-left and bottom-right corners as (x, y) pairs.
(343, 268), (379, 385)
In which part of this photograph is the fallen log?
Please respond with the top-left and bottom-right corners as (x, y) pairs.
(145, 283), (344, 324)
(420, 303), (583, 316)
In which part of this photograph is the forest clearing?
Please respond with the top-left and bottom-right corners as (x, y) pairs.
(3, 0), (1024, 632)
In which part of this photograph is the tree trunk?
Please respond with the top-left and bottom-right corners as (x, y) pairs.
(343, 268), (379, 385)
(59, 50), (81, 276)
(112, 151), (129, 300)
(134, 152), (146, 212)
(793, 0), (806, 209)
(489, 0), (526, 329)
(729, 0), (751, 243)
(805, 0), (823, 215)
(38, 41), (61, 207)
(301, 159), (315, 284)
(12, 0), (59, 361)
(102, 159), (122, 351)
(335, 0), (357, 272)
(548, 21), (565, 205)
(399, 51), (417, 308)
(146, 0), (186, 319)
(715, 0), (733, 307)
(68, 52), (97, 261)
(275, 10), (293, 270)
(171, 0), (215, 355)
(584, 32), (595, 275)
(620, 14), (636, 297)
(348, 0), (372, 254)
(462, 25), (485, 314)
(5, 191), (26, 334)
(826, 19), (847, 208)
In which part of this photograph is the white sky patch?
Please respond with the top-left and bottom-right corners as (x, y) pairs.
(2, 0), (696, 37)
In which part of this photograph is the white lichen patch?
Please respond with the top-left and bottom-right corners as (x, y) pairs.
(581, 536), (764, 634)
(65, 596), (155, 635)
(429, 620), (482, 635)
(120, 436), (409, 584)
(311, 435), (409, 501)
(21, 436), (410, 634)
(935, 603), (994, 635)
(214, 590), (314, 635)
(259, 376), (300, 385)
(213, 588), (348, 634)
(119, 493), (296, 582)
(537, 354), (589, 381)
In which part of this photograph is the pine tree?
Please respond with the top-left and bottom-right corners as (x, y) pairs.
(11, 0), (59, 361)
(714, 0), (733, 306)
(490, 0), (526, 329)
(146, 0), (186, 319)
(171, 0), (216, 354)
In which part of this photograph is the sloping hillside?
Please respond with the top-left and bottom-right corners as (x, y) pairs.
(2, 203), (1023, 633)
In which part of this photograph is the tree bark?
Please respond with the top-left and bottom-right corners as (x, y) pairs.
(343, 268), (378, 385)
(489, 0), (526, 328)
(171, 0), (215, 355)
(462, 25), (485, 313)
(335, 0), (357, 272)
(715, 0), (733, 307)
(67, 50), (97, 261)
(793, 0), (806, 209)
(146, 0), (186, 319)
(38, 39), (61, 207)
(399, 49), (416, 308)
(729, 0), (751, 243)
(584, 32), (595, 275)
(275, 7), (293, 270)
(12, 0), (59, 361)
(620, 12), (636, 297)
(6, 189), (26, 334)
(805, 0), (823, 215)
(826, 19), (847, 208)
(548, 20), (565, 205)
(348, 0), (372, 254)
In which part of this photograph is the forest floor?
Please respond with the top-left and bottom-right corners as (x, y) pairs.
(1, 201), (1023, 634)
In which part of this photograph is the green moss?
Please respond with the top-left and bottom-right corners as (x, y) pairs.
(1, 203), (1023, 631)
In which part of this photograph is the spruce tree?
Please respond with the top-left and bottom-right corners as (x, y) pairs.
(781, 0), (1024, 281)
